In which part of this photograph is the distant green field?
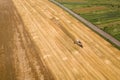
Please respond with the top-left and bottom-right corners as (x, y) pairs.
(55, 0), (120, 41)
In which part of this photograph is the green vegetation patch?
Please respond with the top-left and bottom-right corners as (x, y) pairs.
(103, 25), (120, 41)
(80, 10), (120, 25)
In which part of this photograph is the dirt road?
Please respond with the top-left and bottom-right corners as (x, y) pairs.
(0, 0), (120, 80)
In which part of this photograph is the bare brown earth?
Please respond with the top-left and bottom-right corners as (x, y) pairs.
(0, 0), (120, 80)
(73, 6), (108, 14)
(56, 0), (84, 2)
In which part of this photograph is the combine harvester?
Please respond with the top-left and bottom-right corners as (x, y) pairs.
(74, 40), (83, 48)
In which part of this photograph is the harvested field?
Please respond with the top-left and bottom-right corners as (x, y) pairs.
(0, 0), (120, 80)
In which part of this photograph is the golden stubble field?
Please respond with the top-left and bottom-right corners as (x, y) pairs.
(0, 0), (120, 80)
